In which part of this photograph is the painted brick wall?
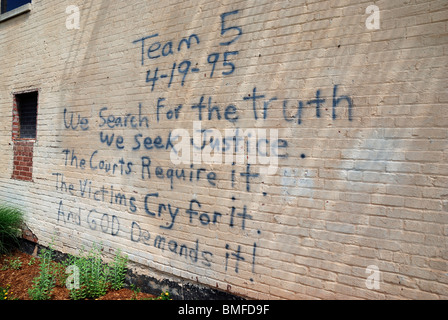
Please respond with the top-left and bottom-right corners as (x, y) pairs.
(0, 0), (447, 299)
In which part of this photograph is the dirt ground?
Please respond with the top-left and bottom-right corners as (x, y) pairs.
(0, 250), (157, 300)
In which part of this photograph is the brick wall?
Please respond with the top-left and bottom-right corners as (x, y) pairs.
(0, 0), (447, 299)
(11, 141), (34, 181)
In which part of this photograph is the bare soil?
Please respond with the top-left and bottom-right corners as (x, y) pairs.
(0, 250), (157, 300)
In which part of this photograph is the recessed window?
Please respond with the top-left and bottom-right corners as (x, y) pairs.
(1, 0), (31, 14)
(11, 90), (38, 182)
(14, 91), (38, 139)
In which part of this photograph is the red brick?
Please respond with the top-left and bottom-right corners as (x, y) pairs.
(12, 140), (34, 181)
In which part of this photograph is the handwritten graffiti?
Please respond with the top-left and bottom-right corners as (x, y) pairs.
(53, 172), (255, 229)
(55, 199), (258, 275)
(132, 33), (201, 66)
(133, 10), (242, 90)
(54, 7), (356, 284)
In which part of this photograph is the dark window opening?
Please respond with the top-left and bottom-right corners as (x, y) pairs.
(14, 91), (38, 140)
(1, 0), (31, 14)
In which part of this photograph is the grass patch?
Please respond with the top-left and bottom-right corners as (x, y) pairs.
(0, 205), (23, 255)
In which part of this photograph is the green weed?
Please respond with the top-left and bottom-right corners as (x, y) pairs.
(0, 256), (22, 271)
(66, 244), (128, 300)
(28, 246), (56, 300)
(109, 248), (128, 290)
(130, 284), (141, 300)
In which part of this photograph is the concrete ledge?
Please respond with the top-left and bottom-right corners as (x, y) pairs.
(0, 3), (31, 23)
(126, 268), (245, 301)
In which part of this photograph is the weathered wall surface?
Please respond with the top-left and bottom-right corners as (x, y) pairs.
(0, 0), (447, 299)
